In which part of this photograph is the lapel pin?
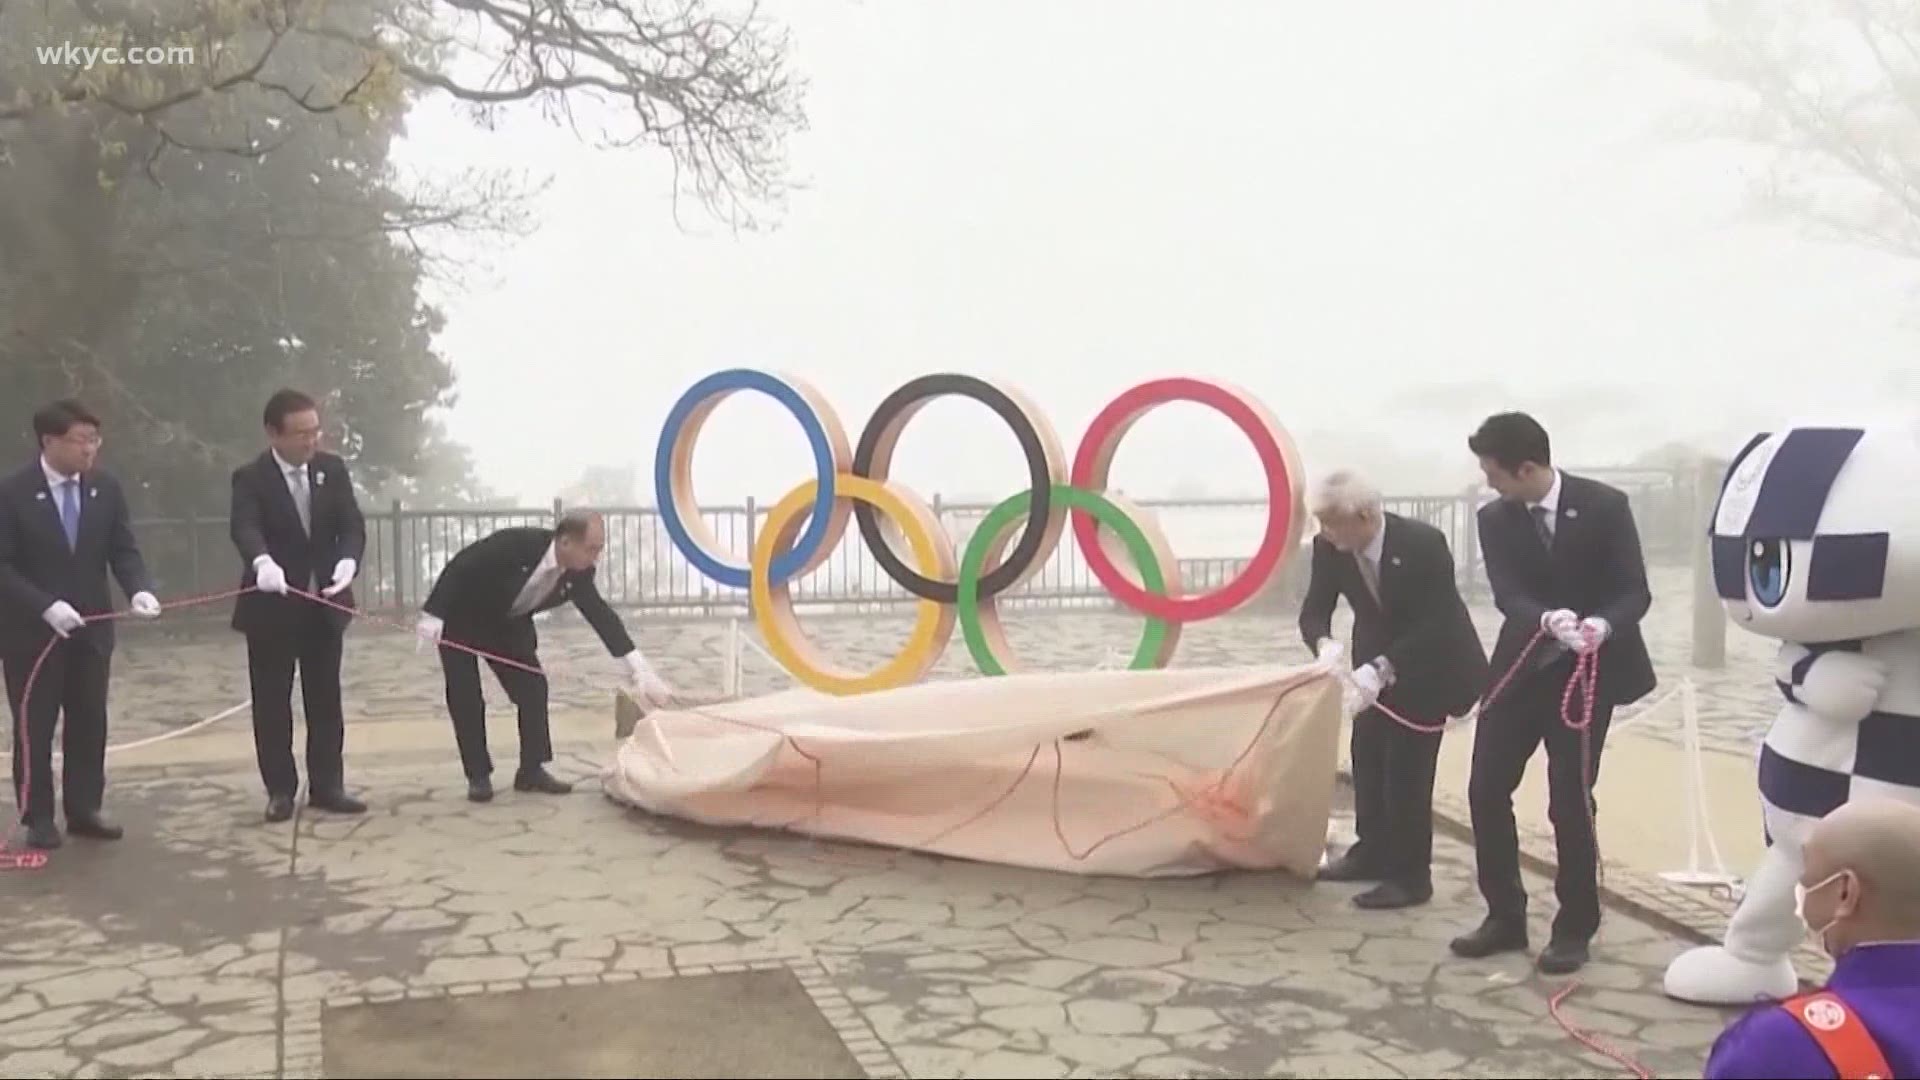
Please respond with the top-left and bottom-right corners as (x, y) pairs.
(1391, 556), (1402, 566)
(89, 488), (98, 498)
(314, 472), (325, 486)
(34, 492), (45, 501)
(1564, 508), (1577, 519)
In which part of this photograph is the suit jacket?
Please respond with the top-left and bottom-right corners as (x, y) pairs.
(421, 526), (634, 659)
(0, 460), (154, 658)
(1298, 511), (1489, 721)
(229, 450), (367, 637)
(1476, 471), (1656, 707)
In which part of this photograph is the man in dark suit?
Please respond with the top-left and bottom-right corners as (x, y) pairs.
(1299, 468), (1488, 910)
(0, 400), (160, 849)
(1451, 411), (1655, 975)
(229, 389), (368, 822)
(416, 509), (674, 803)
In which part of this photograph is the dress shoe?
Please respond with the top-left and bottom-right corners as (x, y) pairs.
(265, 795), (295, 823)
(468, 778), (494, 803)
(514, 767), (573, 795)
(66, 813), (123, 840)
(1317, 850), (1384, 883)
(1537, 938), (1590, 976)
(1449, 917), (1530, 959)
(23, 820), (63, 850)
(308, 790), (367, 815)
(1353, 881), (1432, 910)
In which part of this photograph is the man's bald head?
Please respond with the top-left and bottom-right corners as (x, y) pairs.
(554, 508), (606, 572)
(1800, 797), (1920, 953)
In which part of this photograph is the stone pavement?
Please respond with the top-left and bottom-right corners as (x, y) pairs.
(5, 751), (1743, 1080)
(2, 562), (1786, 1077)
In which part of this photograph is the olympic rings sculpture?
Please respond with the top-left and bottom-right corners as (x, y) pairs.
(655, 369), (1307, 695)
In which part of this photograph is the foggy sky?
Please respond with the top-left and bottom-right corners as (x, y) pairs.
(391, 0), (1920, 509)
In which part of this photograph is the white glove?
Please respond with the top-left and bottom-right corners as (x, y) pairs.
(253, 556), (289, 595)
(322, 558), (357, 598)
(1350, 662), (1384, 707)
(41, 600), (85, 638)
(624, 651), (674, 709)
(1796, 651), (1888, 725)
(1576, 616), (1610, 653)
(1315, 638), (1345, 668)
(130, 592), (161, 619)
(1541, 608), (1583, 651)
(415, 614), (444, 653)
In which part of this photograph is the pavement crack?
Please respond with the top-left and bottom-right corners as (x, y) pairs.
(273, 802), (306, 1080)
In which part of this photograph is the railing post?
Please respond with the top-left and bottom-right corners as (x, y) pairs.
(552, 496), (564, 520)
(389, 499), (405, 611)
(743, 496), (757, 618)
(1691, 457), (1728, 669)
(1460, 484), (1481, 597)
(186, 506), (202, 594)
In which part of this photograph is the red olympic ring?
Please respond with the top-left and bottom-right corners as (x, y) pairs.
(1069, 377), (1304, 621)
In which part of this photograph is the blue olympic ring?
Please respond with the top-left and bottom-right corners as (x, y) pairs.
(653, 369), (841, 589)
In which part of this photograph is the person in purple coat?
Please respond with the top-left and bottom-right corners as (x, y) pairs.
(1703, 797), (1920, 1079)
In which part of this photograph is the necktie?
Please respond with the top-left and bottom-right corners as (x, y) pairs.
(1531, 505), (1553, 550)
(58, 479), (79, 550)
(289, 467), (311, 535)
(1357, 553), (1381, 604)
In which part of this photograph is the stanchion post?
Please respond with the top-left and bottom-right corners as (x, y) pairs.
(1691, 457), (1728, 669)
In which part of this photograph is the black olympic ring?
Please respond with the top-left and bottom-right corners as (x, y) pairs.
(851, 374), (1065, 604)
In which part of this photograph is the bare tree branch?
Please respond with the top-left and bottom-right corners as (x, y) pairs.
(1667, 0), (1920, 261)
(2, 0), (804, 227)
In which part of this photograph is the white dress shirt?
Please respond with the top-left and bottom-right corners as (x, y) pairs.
(1527, 468), (1563, 541)
(510, 541), (562, 618)
(271, 448), (311, 535)
(1355, 518), (1395, 683)
(1358, 518), (1386, 598)
(40, 455), (78, 490)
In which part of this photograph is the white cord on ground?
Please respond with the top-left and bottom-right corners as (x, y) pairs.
(0, 699), (251, 761)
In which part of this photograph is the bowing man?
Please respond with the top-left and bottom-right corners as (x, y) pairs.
(416, 509), (674, 803)
(1298, 468), (1488, 909)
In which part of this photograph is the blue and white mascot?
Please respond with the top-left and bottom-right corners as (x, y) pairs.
(1663, 422), (1920, 1005)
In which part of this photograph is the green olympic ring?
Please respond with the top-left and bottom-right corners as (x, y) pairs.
(957, 483), (1173, 675)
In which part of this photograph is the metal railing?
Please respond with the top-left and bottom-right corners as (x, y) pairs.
(128, 465), (1697, 619)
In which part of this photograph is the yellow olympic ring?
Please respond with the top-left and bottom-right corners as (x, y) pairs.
(749, 474), (957, 694)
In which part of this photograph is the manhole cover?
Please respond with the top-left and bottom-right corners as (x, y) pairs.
(323, 969), (867, 1078)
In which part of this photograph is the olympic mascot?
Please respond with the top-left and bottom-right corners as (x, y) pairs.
(1663, 421), (1920, 1005)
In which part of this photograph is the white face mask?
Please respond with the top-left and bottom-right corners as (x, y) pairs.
(1795, 870), (1850, 956)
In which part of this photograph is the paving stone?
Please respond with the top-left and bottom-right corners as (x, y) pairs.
(0, 1050), (80, 1078)
(30, 968), (145, 1008)
(1065, 998), (1151, 1035)
(420, 956), (530, 984)
(94, 1029), (207, 1069)
(169, 1033), (279, 1076)
(1047, 1032), (1170, 1070)
(1151, 1005), (1221, 1035)
(68, 1014), (186, 1049)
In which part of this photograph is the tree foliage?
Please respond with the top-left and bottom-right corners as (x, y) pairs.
(0, 0), (804, 523)
(1664, 0), (1920, 261)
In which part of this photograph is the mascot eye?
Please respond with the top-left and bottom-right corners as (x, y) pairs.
(1748, 537), (1790, 608)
